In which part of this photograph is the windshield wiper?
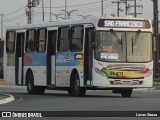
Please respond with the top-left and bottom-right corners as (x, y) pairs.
(132, 30), (141, 46)
(110, 29), (123, 53)
(132, 30), (141, 54)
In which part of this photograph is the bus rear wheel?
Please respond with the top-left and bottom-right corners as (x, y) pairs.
(70, 73), (86, 97)
(26, 72), (45, 95)
(121, 89), (132, 97)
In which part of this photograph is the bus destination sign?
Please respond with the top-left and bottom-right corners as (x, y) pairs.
(98, 19), (150, 28)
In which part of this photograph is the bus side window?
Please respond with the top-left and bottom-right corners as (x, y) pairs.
(25, 30), (35, 52)
(57, 27), (70, 51)
(70, 26), (84, 51)
(36, 28), (46, 52)
(6, 31), (15, 53)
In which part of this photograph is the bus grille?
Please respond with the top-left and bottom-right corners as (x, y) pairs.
(109, 80), (143, 85)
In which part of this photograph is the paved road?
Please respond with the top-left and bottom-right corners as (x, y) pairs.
(0, 86), (160, 111)
(0, 86), (160, 119)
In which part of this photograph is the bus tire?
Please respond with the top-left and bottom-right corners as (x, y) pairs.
(121, 89), (132, 97)
(68, 89), (71, 96)
(26, 72), (36, 94)
(70, 73), (86, 97)
(26, 72), (45, 95)
(35, 86), (45, 95)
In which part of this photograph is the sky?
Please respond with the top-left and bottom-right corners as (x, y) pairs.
(0, 0), (160, 37)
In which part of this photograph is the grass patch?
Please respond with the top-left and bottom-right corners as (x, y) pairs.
(0, 94), (9, 100)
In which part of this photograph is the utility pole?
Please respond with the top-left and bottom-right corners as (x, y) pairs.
(27, 0), (32, 24)
(112, 1), (120, 17)
(121, 0), (142, 17)
(101, 0), (104, 16)
(50, 0), (51, 21)
(128, 0), (137, 17)
(65, 0), (67, 20)
(128, 4), (143, 17)
(0, 14), (4, 40)
(153, 0), (159, 77)
(112, 1), (122, 17)
(134, 0), (137, 17)
(120, 0), (128, 15)
(127, 0), (143, 17)
(42, 0), (44, 21)
(26, 0), (40, 24)
(125, 0), (128, 15)
(117, 1), (120, 17)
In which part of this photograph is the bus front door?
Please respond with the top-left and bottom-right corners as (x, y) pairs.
(15, 32), (25, 85)
(47, 30), (57, 85)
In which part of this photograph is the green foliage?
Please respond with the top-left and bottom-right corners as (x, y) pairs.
(0, 94), (9, 100)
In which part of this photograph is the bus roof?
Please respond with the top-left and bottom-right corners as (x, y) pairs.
(5, 16), (151, 31)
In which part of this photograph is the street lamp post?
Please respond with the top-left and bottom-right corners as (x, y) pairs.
(61, 10), (78, 19)
(52, 13), (62, 20)
(0, 14), (4, 40)
(78, 15), (91, 19)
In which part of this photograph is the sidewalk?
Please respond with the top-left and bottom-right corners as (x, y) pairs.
(0, 79), (13, 85)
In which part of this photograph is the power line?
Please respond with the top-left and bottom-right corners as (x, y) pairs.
(4, 14), (26, 22)
(3, 5), (27, 18)
(34, 3), (115, 16)
(34, 2), (114, 14)
(2, 0), (117, 24)
(35, 0), (109, 9)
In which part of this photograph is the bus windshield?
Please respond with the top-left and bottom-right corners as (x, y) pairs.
(95, 31), (152, 62)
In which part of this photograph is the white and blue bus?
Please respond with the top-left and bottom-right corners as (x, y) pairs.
(4, 17), (153, 97)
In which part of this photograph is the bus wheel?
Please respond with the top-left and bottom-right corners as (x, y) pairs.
(70, 73), (86, 97)
(26, 72), (36, 94)
(121, 89), (132, 97)
(35, 86), (45, 95)
(68, 89), (71, 96)
(26, 72), (45, 95)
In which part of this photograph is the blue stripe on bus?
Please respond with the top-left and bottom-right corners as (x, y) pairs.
(56, 52), (80, 66)
(24, 53), (46, 66)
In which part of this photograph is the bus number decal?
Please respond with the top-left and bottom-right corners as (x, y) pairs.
(109, 71), (123, 77)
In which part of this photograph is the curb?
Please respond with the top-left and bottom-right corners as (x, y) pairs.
(0, 94), (14, 105)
